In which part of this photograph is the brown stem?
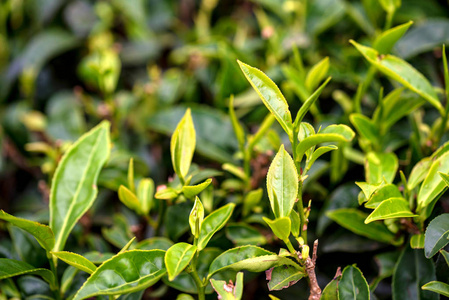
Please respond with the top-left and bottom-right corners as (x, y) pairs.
(303, 240), (321, 300)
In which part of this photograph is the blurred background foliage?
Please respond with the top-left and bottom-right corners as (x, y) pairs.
(1, 0), (449, 299)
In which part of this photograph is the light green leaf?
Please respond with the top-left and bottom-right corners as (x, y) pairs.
(378, 0), (400, 13)
(208, 245), (300, 278)
(119, 237), (137, 254)
(305, 57), (330, 92)
(417, 152), (449, 217)
(439, 172), (449, 187)
(410, 234), (425, 249)
(0, 258), (56, 289)
(171, 108), (196, 180)
(267, 145), (298, 218)
(424, 214), (449, 258)
(198, 203), (235, 250)
(326, 208), (399, 245)
(137, 178), (154, 215)
(118, 185), (141, 214)
(127, 158), (135, 193)
(73, 250), (166, 300)
(0, 210), (54, 252)
(263, 217), (291, 241)
(266, 265), (304, 291)
(242, 189), (263, 217)
(289, 211), (301, 238)
(51, 251), (96, 274)
(210, 272), (244, 300)
(373, 21), (413, 54)
(238, 60), (293, 136)
(165, 243), (197, 281)
(296, 125), (355, 162)
(356, 181), (384, 201)
(364, 184), (402, 208)
(293, 78), (331, 128)
(189, 197), (204, 238)
(50, 121), (110, 252)
(229, 95), (245, 149)
(365, 197), (417, 224)
(422, 281), (449, 297)
(350, 40), (443, 114)
(365, 152), (398, 184)
(154, 187), (179, 200)
(222, 163), (248, 181)
(182, 179), (212, 199)
(350, 113), (379, 145)
(307, 145), (338, 170)
(408, 157), (432, 190)
(338, 265), (369, 300)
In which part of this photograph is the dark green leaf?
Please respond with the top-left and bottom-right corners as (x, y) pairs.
(266, 265), (304, 291)
(424, 214), (449, 258)
(338, 265), (370, 300)
(0, 258), (56, 290)
(422, 281), (449, 297)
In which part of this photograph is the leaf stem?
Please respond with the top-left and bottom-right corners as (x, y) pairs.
(188, 268), (206, 300)
(48, 253), (61, 300)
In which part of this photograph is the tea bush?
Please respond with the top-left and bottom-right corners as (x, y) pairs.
(0, 0), (449, 299)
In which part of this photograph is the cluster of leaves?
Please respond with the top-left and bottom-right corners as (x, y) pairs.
(1, 0), (449, 299)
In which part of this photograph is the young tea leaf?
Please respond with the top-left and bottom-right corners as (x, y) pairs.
(365, 197), (417, 224)
(137, 178), (154, 215)
(189, 197), (204, 238)
(267, 145), (298, 218)
(305, 57), (330, 92)
(373, 21), (413, 54)
(182, 178), (212, 199)
(197, 203), (235, 250)
(171, 108), (196, 181)
(422, 281), (449, 297)
(50, 121), (110, 252)
(118, 185), (142, 214)
(165, 243), (197, 281)
(51, 251), (96, 274)
(210, 272), (244, 300)
(364, 184), (402, 209)
(365, 152), (398, 184)
(263, 217), (291, 241)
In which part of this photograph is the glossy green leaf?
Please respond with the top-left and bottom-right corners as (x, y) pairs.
(189, 197), (204, 238)
(242, 189), (263, 217)
(229, 95), (245, 149)
(350, 113), (379, 145)
(294, 78), (331, 128)
(136, 237), (173, 251)
(267, 145), (298, 218)
(408, 157), (432, 190)
(305, 57), (329, 92)
(165, 243), (197, 281)
(356, 182), (384, 201)
(424, 214), (449, 258)
(290, 211), (301, 238)
(307, 145), (338, 170)
(263, 217), (291, 241)
(238, 60), (293, 136)
(171, 108), (196, 180)
(51, 251), (96, 274)
(410, 234), (425, 249)
(73, 250), (166, 300)
(393, 246), (437, 300)
(439, 172), (449, 187)
(222, 163), (248, 181)
(296, 125), (355, 162)
(155, 187), (179, 200)
(266, 265), (304, 291)
(365, 197), (416, 223)
(137, 178), (154, 215)
(365, 184), (402, 209)
(417, 152), (449, 216)
(338, 265), (369, 300)
(198, 203), (235, 250)
(183, 179), (212, 199)
(177, 294), (196, 300)
(226, 223), (267, 246)
(210, 272), (244, 300)
(0, 210), (54, 252)
(326, 208), (399, 245)
(373, 21), (413, 54)
(208, 245), (300, 277)
(365, 152), (398, 184)
(50, 121), (110, 252)
(422, 281), (449, 297)
(351, 40), (443, 114)
(321, 275), (340, 300)
(119, 237), (137, 254)
(0, 258), (56, 289)
(118, 185), (141, 214)
(127, 158), (135, 193)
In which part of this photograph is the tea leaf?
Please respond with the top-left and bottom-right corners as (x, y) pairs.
(208, 245), (300, 277)
(137, 178), (154, 215)
(242, 188), (263, 217)
(410, 234), (425, 249)
(365, 184), (402, 208)
(226, 223), (267, 246)
(171, 108), (196, 181)
(424, 214), (449, 258)
(365, 197), (417, 223)
(155, 187), (179, 200)
(0, 258), (56, 289)
(263, 217), (291, 241)
(0, 210), (54, 252)
(422, 281), (449, 297)
(189, 197), (204, 238)
(350, 113), (379, 145)
(266, 265), (304, 291)
(373, 21), (413, 54)
(289, 211), (301, 238)
(307, 145), (338, 169)
(267, 145), (298, 218)
(321, 275), (340, 300)
(118, 185), (141, 214)
(229, 95), (245, 149)
(326, 208), (399, 245)
(182, 178), (212, 199)
(210, 272), (244, 300)
(238, 60), (293, 136)
(338, 265), (369, 299)
(408, 157), (432, 190)
(351, 40), (444, 114)
(165, 243), (197, 281)
(73, 250), (166, 300)
(439, 172), (449, 187)
(198, 203), (235, 250)
(50, 121), (110, 252)
(365, 152), (398, 184)
(51, 251), (96, 274)
(305, 57), (329, 92)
